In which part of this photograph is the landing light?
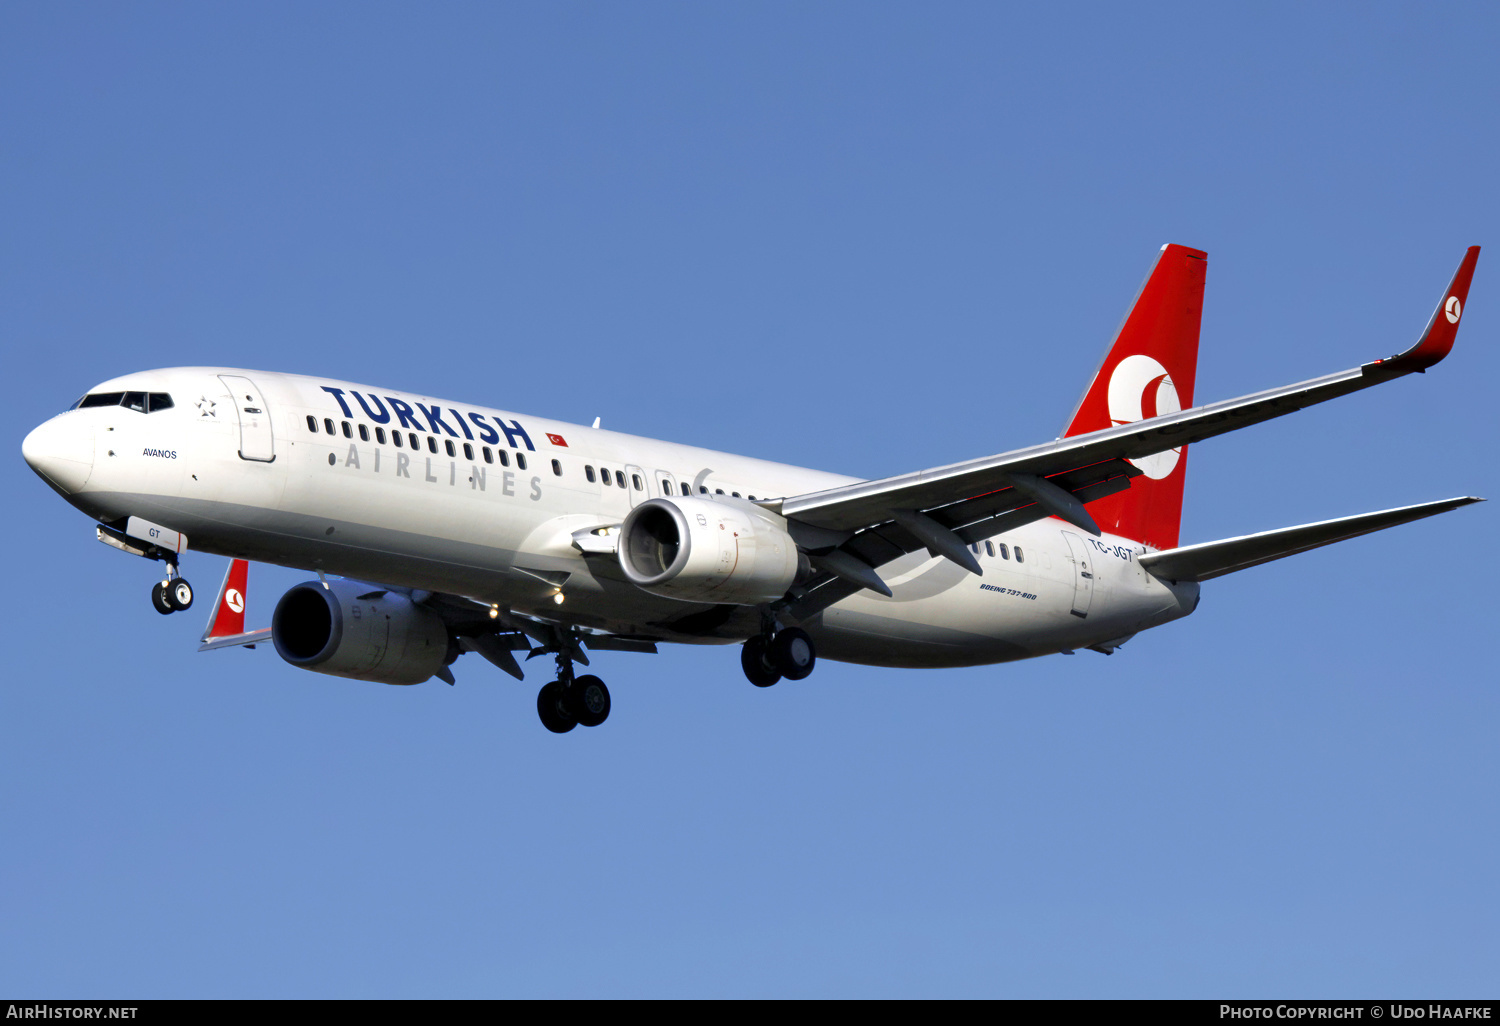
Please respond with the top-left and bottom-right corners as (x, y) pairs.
(553, 592), (565, 605)
(489, 604), (499, 619)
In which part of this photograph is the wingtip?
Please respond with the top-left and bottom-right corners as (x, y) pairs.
(1377, 246), (1481, 373)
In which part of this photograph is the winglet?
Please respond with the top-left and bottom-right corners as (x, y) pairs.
(197, 558), (270, 651)
(1373, 246), (1480, 373)
(201, 559), (249, 643)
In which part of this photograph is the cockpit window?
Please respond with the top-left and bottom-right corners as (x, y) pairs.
(75, 390), (175, 413)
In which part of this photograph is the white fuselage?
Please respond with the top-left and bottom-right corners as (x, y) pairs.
(29, 367), (1200, 667)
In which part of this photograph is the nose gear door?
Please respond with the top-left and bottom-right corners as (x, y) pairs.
(218, 375), (275, 462)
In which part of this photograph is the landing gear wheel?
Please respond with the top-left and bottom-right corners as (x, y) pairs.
(537, 680), (578, 734)
(770, 627), (816, 680)
(151, 581), (175, 615)
(741, 636), (782, 688)
(568, 675), (611, 727)
(168, 578), (194, 611)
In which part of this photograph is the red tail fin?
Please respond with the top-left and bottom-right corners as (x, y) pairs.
(202, 559), (249, 641)
(1062, 244), (1207, 550)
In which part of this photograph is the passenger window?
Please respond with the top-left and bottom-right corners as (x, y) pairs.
(376, 427), (386, 444)
(715, 488), (724, 495)
(123, 391), (147, 412)
(633, 474), (643, 490)
(463, 442), (474, 460)
(700, 486), (708, 494)
(80, 392), (124, 408)
(147, 393), (173, 412)
(445, 439), (456, 457)
(408, 433), (419, 449)
(498, 450), (510, 467)
(732, 492), (740, 498)
(342, 422), (352, 438)
(748, 495), (756, 501)
(970, 543), (980, 554)
(517, 454), (528, 471)
(999, 543), (1009, 560)
(483, 447), (493, 464)
(985, 541), (995, 557)
(661, 480), (671, 493)
(306, 415), (318, 432)
(428, 436), (438, 454)
(324, 418), (335, 434)
(1015, 546), (1025, 563)
(615, 470), (625, 488)
(586, 466), (597, 483)
(359, 424), (370, 442)
(553, 459), (563, 477)
(393, 432), (403, 448)
(601, 467), (611, 485)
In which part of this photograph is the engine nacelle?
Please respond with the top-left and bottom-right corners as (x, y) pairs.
(272, 579), (450, 685)
(619, 496), (801, 605)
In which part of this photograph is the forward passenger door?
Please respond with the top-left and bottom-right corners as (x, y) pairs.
(218, 374), (275, 462)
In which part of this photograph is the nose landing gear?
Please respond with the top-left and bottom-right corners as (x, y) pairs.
(740, 626), (816, 687)
(150, 563), (194, 615)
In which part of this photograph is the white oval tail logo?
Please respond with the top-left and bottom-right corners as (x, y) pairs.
(1108, 354), (1182, 480)
(1445, 296), (1462, 324)
(225, 588), (244, 614)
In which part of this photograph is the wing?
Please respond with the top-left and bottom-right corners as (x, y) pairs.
(421, 590), (659, 683)
(771, 247), (1480, 620)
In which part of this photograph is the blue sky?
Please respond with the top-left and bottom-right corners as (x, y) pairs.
(3, 2), (1497, 997)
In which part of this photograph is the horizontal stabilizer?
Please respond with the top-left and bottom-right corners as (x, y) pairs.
(1139, 496), (1483, 582)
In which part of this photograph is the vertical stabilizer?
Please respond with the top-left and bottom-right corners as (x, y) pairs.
(1061, 244), (1207, 550)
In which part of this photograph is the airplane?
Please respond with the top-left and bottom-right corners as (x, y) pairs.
(20, 244), (1484, 733)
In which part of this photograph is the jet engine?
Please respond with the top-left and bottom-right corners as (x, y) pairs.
(272, 579), (450, 685)
(619, 496), (802, 604)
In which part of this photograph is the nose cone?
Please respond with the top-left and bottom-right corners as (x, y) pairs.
(22, 415), (95, 495)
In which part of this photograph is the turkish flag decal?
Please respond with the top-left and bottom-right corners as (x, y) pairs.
(546, 433), (568, 447)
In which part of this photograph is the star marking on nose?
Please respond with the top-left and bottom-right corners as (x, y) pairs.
(197, 396), (217, 418)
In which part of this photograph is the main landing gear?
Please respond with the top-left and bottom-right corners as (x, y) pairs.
(150, 562), (194, 616)
(741, 626), (816, 687)
(536, 647), (611, 733)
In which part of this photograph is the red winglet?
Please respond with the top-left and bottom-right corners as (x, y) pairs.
(1379, 246), (1480, 372)
(202, 559), (249, 642)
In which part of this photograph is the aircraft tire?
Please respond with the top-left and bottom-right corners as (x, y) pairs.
(537, 681), (577, 734)
(771, 628), (816, 681)
(741, 636), (782, 688)
(151, 581), (175, 615)
(168, 579), (194, 611)
(568, 675), (611, 727)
